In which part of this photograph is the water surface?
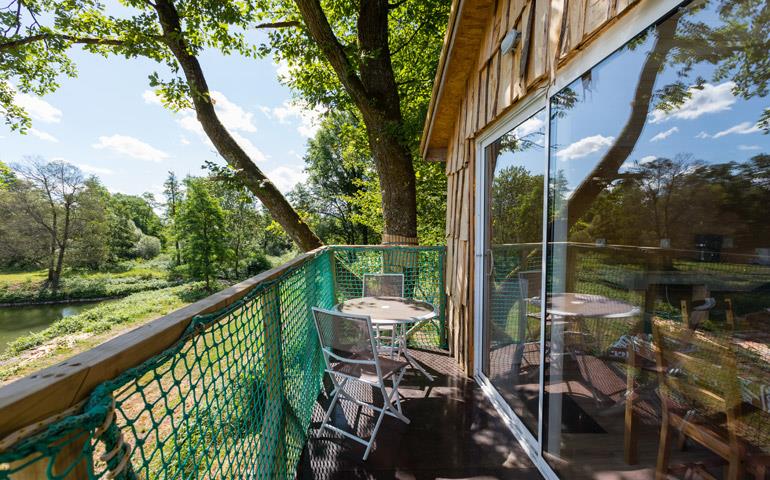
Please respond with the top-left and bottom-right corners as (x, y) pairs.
(0, 301), (108, 354)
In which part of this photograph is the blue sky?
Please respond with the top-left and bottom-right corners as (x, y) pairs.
(0, 41), (319, 199)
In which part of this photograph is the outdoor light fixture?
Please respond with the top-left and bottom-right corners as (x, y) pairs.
(500, 28), (521, 55)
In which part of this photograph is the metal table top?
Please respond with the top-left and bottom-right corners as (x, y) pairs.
(337, 296), (436, 324)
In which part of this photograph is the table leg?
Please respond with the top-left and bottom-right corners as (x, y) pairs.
(397, 323), (435, 381)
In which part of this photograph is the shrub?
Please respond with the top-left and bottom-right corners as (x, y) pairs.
(132, 234), (162, 260)
(246, 253), (271, 276)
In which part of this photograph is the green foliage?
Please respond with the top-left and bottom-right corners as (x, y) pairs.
(132, 234), (162, 260)
(177, 178), (229, 289)
(245, 251), (271, 276)
(0, 161), (14, 189)
(288, 111), (374, 244)
(258, 0), (450, 241)
(110, 193), (163, 238)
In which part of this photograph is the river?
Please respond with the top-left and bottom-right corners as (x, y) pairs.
(0, 300), (110, 354)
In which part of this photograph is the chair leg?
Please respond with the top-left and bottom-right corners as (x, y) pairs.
(656, 417), (672, 480)
(320, 376), (347, 434)
(363, 405), (389, 461)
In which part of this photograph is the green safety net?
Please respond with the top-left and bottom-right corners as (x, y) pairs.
(331, 246), (446, 350)
(0, 246), (445, 479)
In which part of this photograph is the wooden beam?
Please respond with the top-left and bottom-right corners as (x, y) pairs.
(426, 147), (449, 162)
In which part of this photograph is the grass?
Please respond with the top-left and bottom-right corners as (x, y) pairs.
(0, 256), (178, 305)
(0, 282), (213, 382)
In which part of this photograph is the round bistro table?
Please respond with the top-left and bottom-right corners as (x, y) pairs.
(337, 296), (437, 381)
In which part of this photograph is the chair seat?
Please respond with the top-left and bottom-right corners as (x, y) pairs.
(331, 356), (409, 383)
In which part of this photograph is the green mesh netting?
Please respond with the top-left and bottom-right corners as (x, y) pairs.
(331, 246), (446, 350)
(0, 246), (446, 479)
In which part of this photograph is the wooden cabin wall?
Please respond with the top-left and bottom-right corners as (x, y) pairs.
(443, 0), (641, 373)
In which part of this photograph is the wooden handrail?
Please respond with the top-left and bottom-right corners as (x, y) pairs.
(0, 247), (326, 439)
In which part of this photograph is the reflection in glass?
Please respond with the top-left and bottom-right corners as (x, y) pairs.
(544, 0), (770, 478)
(483, 109), (545, 437)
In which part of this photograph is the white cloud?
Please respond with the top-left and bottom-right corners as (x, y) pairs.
(713, 121), (762, 138)
(231, 132), (267, 162)
(179, 136), (191, 145)
(142, 90), (162, 105)
(14, 92), (62, 123)
(77, 163), (113, 175)
(556, 134), (614, 160)
(149, 88), (256, 135)
(92, 134), (169, 162)
(696, 131), (710, 139)
(209, 91), (256, 133)
(261, 100), (324, 138)
(177, 115), (266, 161)
(738, 144), (761, 151)
(639, 155), (657, 164)
(178, 115), (205, 137)
(268, 165), (307, 193)
(650, 82), (736, 123)
(512, 116), (545, 139)
(650, 126), (678, 142)
(28, 128), (58, 143)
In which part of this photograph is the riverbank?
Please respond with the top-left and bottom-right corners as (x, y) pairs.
(0, 282), (213, 383)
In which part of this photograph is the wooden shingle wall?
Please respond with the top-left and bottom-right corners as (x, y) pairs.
(442, 0), (641, 373)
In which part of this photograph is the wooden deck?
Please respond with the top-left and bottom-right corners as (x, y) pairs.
(296, 349), (542, 480)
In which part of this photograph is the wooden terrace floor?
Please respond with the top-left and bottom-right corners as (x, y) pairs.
(296, 349), (541, 480)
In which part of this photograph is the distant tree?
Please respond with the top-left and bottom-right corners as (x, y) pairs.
(289, 112), (373, 244)
(110, 193), (162, 238)
(211, 178), (262, 279)
(11, 159), (85, 290)
(177, 179), (228, 290)
(163, 171), (183, 265)
(108, 213), (140, 262)
(68, 177), (112, 269)
(132, 234), (162, 260)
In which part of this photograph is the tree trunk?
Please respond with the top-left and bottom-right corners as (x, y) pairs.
(153, 0), (323, 252)
(294, 0), (418, 242)
(52, 204), (72, 291)
(47, 207), (58, 289)
(565, 17), (679, 229)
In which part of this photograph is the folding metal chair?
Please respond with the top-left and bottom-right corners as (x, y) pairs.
(362, 273), (404, 351)
(363, 273), (404, 297)
(311, 307), (411, 460)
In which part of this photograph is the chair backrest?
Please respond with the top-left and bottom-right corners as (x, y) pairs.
(517, 270), (542, 300)
(363, 273), (404, 298)
(312, 307), (378, 364)
(652, 318), (741, 417)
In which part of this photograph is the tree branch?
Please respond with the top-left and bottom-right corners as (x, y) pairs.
(0, 33), (126, 51)
(254, 20), (300, 29)
(293, 0), (369, 106)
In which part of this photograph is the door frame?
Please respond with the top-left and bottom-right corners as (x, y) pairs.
(473, 89), (556, 480)
(472, 0), (684, 478)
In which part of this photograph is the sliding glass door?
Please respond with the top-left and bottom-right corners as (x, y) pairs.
(480, 106), (546, 439)
(477, 1), (770, 478)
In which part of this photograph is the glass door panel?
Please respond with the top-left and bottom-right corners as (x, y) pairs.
(543, 1), (770, 478)
(482, 108), (546, 438)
